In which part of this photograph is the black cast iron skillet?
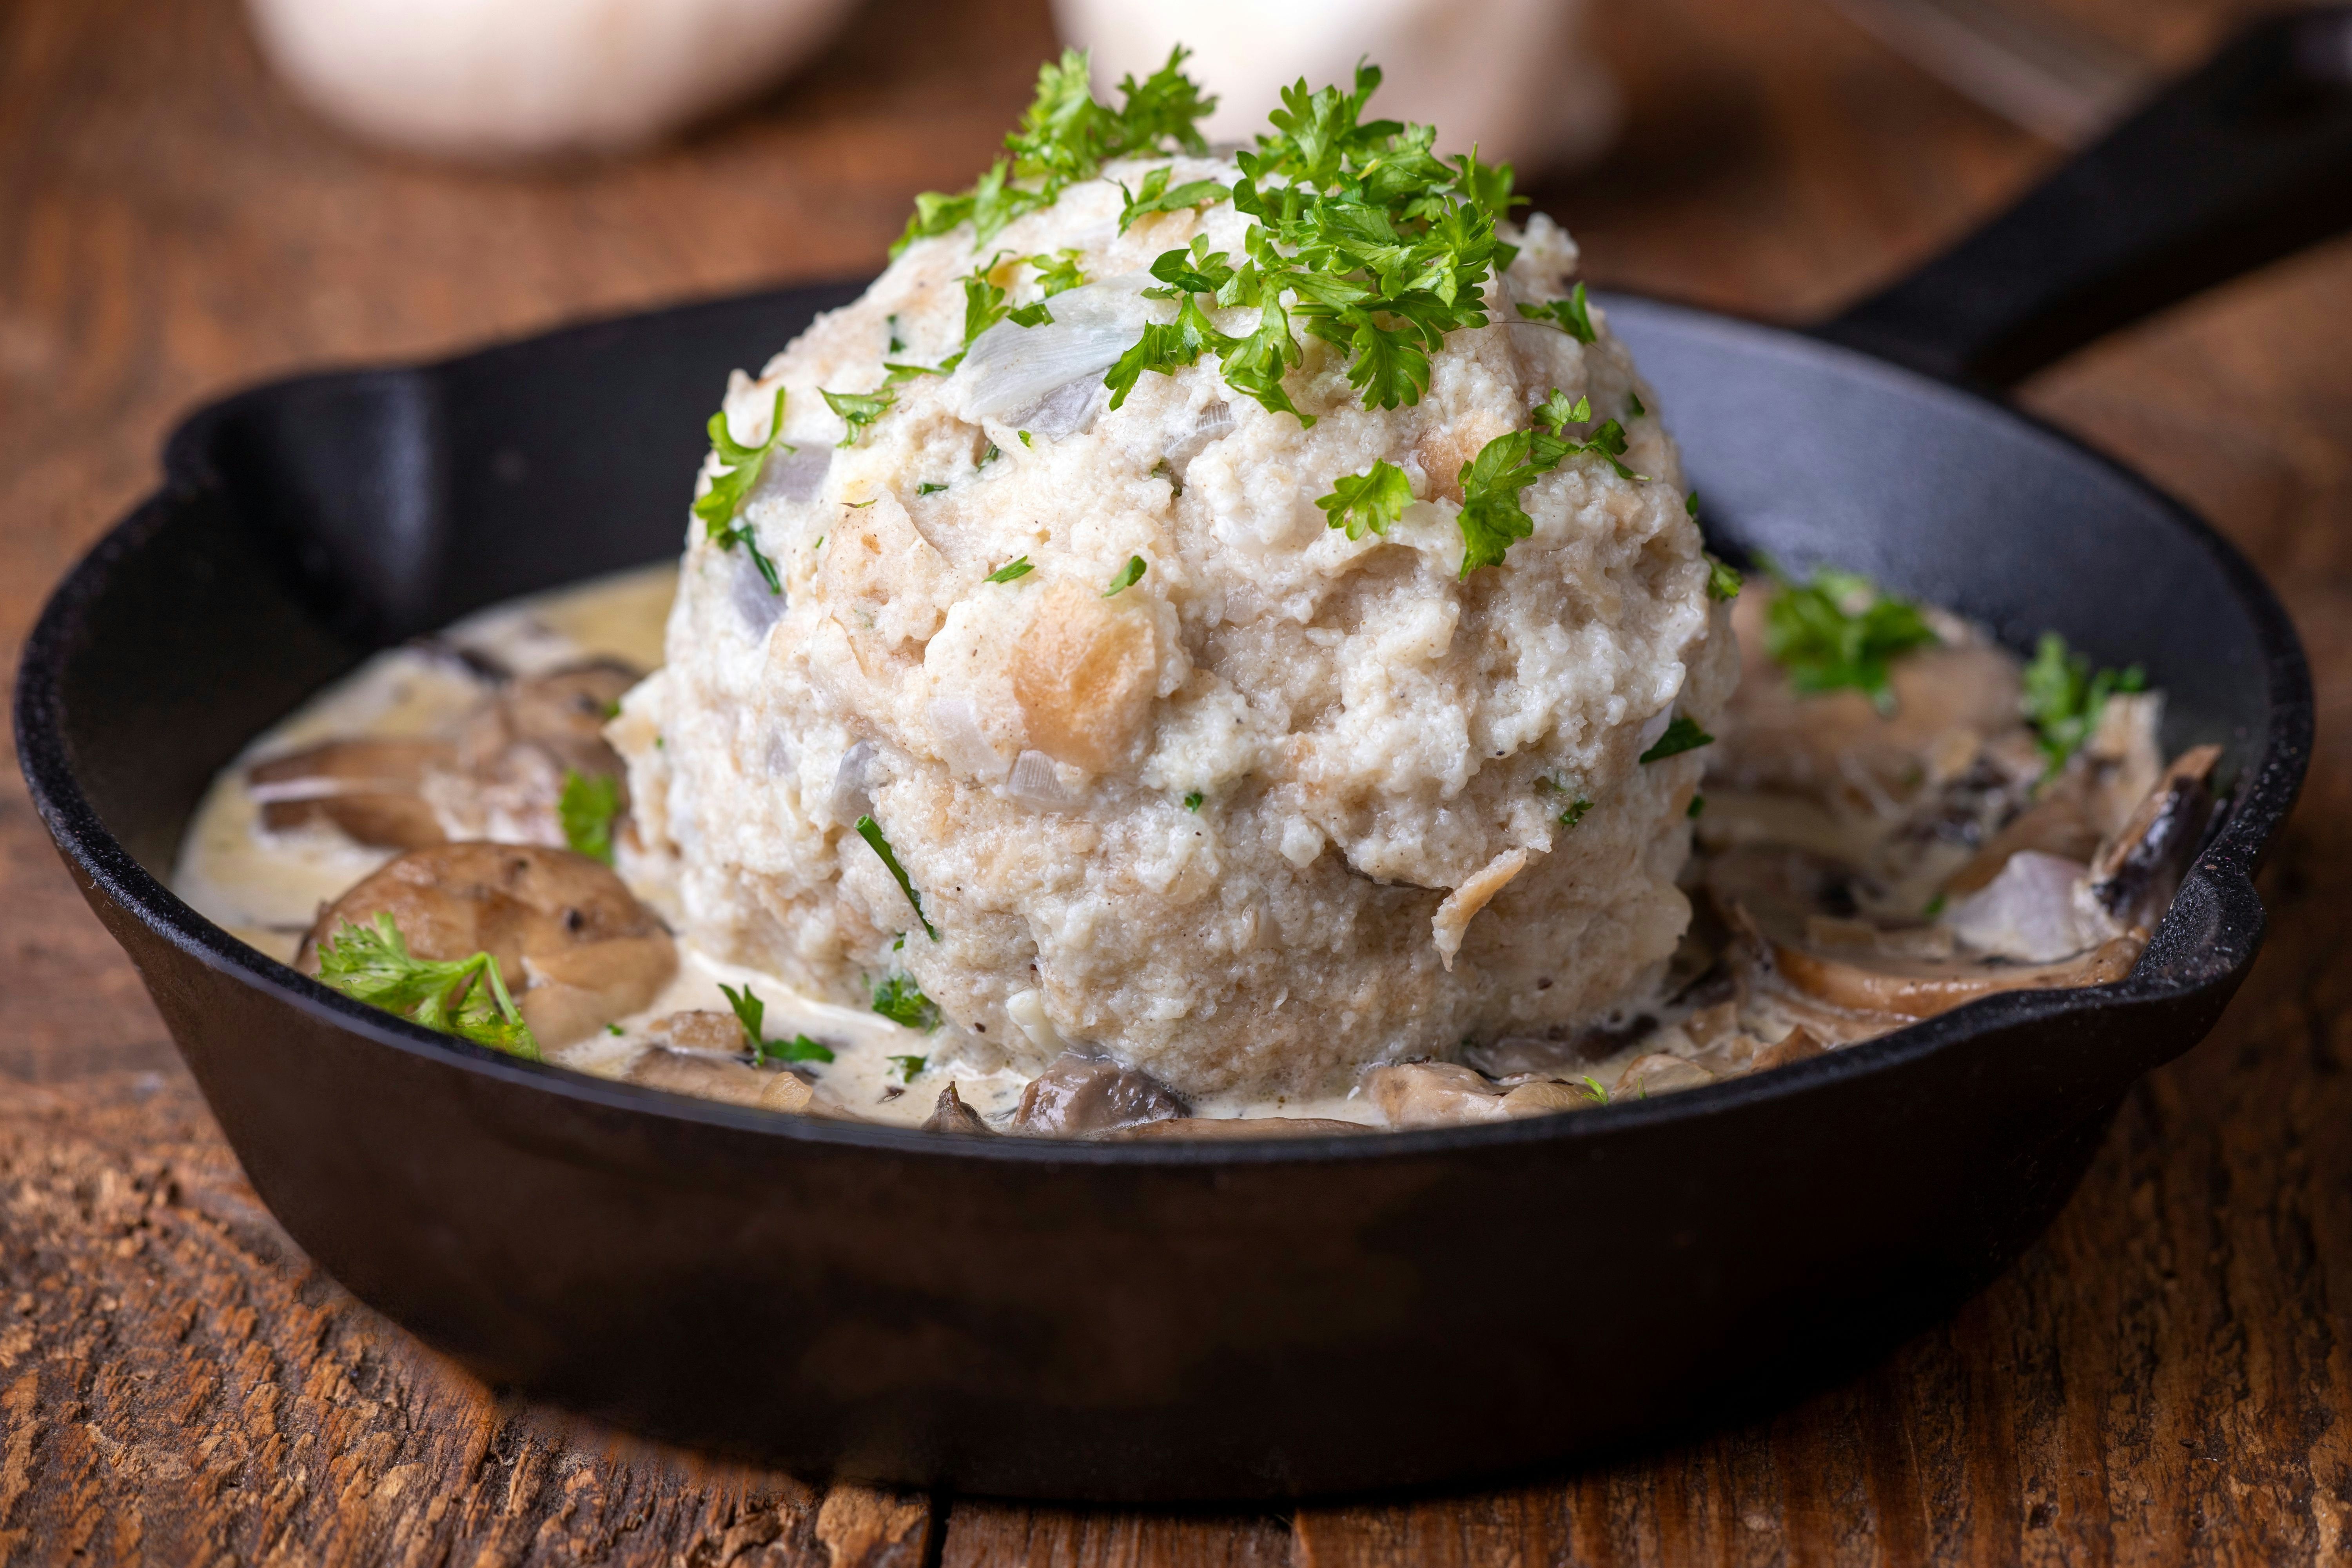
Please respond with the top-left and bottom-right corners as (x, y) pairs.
(14, 12), (2347, 1502)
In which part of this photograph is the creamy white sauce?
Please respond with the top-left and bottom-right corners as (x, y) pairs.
(172, 564), (1364, 1131)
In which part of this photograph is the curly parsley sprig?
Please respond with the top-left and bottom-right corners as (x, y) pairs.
(1762, 563), (1939, 713)
(316, 913), (539, 1060)
(691, 386), (788, 594)
(2022, 631), (2147, 774)
(893, 47), (1216, 257)
(1108, 64), (1524, 421)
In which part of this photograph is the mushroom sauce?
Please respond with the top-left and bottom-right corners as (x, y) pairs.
(174, 563), (2219, 1137)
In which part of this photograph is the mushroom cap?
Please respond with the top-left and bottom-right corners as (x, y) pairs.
(299, 843), (676, 1047)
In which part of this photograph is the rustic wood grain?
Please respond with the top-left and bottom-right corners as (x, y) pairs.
(4, 0), (2349, 1560)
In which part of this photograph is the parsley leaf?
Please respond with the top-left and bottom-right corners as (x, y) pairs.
(1183, 790), (1204, 811)
(2021, 631), (2147, 774)
(720, 981), (835, 1065)
(691, 386), (789, 595)
(855, 813), (938, 940)
(1030, 249), (1087, 296)
(1120, 166), (1230, 231)
(1558, 797), (1592, 829)
(1706, 554), (1743, 601)
(985, 555), (1033, 583)
(1316, 459), (1413, 539)
(892, 46), (1217, 256)
(916, 482), (949, 496)
(1103, 555), (1147, 595)
(872, 973), (942, 1031)
(1641, 716), (1715, 763)
(316, 913), (539, 1060)
(557, 769), (621, 865)
(822, 387), (895, 447)
(1762, 564), (1939, 713)
(1688, 794), (1706, 819)
(1517, 281), (1597, 343)
(887, 1053), (929, 1084)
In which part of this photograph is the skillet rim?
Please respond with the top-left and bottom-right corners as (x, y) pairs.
(10, 285), (2315, 1168)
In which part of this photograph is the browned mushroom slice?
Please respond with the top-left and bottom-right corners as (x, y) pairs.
(649, 1010), (746, 1053)
(247, 738), (455, 848)
(1011, 1051), (1189, 1136)
(1762, 929), (2141, 1020)
(2090, 744), (2222, 926)
(626, 1047), (813, 1112)
(298, 843), (677, 1048)
(1613, 1053), (1717, 1099)
(1366, 1062), (1513, 1127)
(921, 1082), (996, 1136)
(1111, 1116), (1374, 1139)
(1944, 784), (2103, 898)
(461, 660), (642, 779)
(437, 660), (644, 842)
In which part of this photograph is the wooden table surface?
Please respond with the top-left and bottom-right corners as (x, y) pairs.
(5, 0), (2350, 1561)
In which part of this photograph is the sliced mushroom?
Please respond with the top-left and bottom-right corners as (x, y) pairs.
(247, 737), (456, 848)
(626, 1047), (815, 1113)
(1613, 1053), (1717, 1099)
(1366, 1062), (1513, 1128)
(1011, 1050), (1189, 1136)
(1763, 929), (2140, 1020)
(2090, 744), (2221, 926)
(298, 843), (676, 1048)
(1111, 1116), (1374, 1139)
(435, 660), (642, 843)
(650, 1009), (746, 1053)
(921, 1081), (996, 1136)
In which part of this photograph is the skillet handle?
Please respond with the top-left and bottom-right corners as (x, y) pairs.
(1817, 7), (2352, 388)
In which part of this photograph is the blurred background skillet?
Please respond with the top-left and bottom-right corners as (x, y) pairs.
(10, 2), (2352, 1514)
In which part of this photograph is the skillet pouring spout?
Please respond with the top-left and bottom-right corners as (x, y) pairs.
(10, 15), (2319, 1500)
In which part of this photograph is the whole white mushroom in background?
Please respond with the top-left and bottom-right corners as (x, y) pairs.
(1050, 0), (1620, 173)
(245, 0), (864, 161)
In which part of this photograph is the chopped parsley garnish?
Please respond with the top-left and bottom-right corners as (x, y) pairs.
(1579, 1075), (1610, 1105)
(720, 981), (835, 1065)
(1183, 791), (1204, 811)
(822, 388), (895, 448)
(557, 769), (620, 865)
(893, 46), (1216, 256)
(985, 555), (1034, 583)
(1627, 390), (1646, 419)
(1017, 430), (1033, 447)
(872, 973), (942, 1031)
(691, 385), (788, 595)
(916, 481), (949, 496)
(1316, 459), (1413, 539)
(1705, 554), (1743, 601)
(1447, 391), (1644, 577)
(606, 1023), (625, 1037)
(2021, 631), (2147, 774)
(886, 1053), (928, 1084)
(1558, 797), (1592, 829)
(1641, 716), (1714, 763)
(887, 316), (905, 354)
(855, 814), (938, 941)
(1103, 555), (1147, 595)
(1688, 794), (1706, 818)
(1516, 281), (1597, 344)
(1117, 166), (1230, 230)
(980, 443), (1002, 466)
(316, 913), (539, 1061)
(1762, 564), (1938, 713)
(1100, 62), (1522, 421)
